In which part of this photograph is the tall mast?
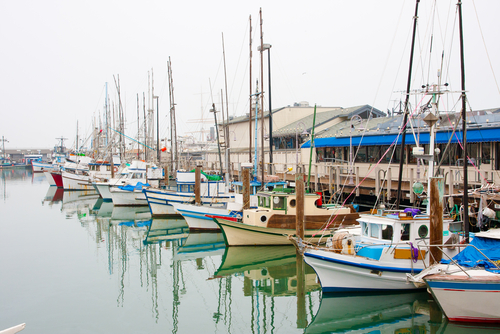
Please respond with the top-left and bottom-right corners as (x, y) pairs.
(249, 15), (253, 162)
(458, 0), (469, 242)
(222, 33), (230, 170)
(143, 92), (147, 161)
(259, 7), (265, 189)
(395, 0), (420, 209)
(168, 57), (177, 173)
(137, 94), (140, 160)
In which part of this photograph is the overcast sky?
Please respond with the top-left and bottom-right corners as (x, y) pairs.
(1, 0), (499, 150)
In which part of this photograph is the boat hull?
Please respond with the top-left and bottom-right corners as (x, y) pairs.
(110, 188), (147, 206)
(61, 171), (94, 190)
(215, 218), (324, 246)
(425, 275), (500, 323)
(43, 170), (56, 186)
(172, 202), (241, 231)
(304, 248), (424, 292)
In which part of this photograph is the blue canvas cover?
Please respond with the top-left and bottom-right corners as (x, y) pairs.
(119, 182), (150, 192)
(442, 236), (500, 273)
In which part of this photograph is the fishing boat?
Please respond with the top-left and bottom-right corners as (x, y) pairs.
(300, 208), (461, 292)
(143, 169), (233, 217)
(408, 228), (500, 323)
(297, 0), (470, 292)
(214, 190), (359, 246)
(109, 182), (150, 206)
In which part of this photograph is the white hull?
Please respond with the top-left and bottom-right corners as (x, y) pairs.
(143, 188), (230, 217)
(425, 273), (500, 323)
(216, 218), (322, 246)
(110, 188), (147, 206)
(61, 171), (94, 190)
(172, 202), (241, 231)
(94, 183), (113, 200)
(304, 248), (425, 292)
(43, 171), (56, 186)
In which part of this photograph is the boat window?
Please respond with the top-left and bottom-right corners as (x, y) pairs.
(370, 223), (380, 238)
(258, 196), (271, 208)
(273, 196), (286, 210)
(418, 225), (428, 238)
(381, 224), (393, 240)
(362, 223), (369, 237)
(289, 199), (296, 208)
(401, 223), (410, 241)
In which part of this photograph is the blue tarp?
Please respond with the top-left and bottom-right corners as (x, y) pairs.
(442, 236), (500, 273)
(302, 128), (500, 148)
(119, 182), (150, 192)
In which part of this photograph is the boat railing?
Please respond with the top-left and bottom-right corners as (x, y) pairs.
(416, 243), (500, 276)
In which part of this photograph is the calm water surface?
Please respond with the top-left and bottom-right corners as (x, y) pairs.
(1, 169), (500, 333)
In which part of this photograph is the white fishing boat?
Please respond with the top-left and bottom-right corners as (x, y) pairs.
(143, 170), (233, 217)
(301, 210), (461, 292)
(109, 182), (149, 206)
(408, 228), (500, 323)
(170, 201), (242, 231)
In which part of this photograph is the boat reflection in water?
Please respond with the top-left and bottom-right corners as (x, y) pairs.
(61, 189), (100, 220)
(42, 186), (64, 206)
(144, 218), (189, 245)
(305, 291), (429, 334)
(175, 232), (225, 261)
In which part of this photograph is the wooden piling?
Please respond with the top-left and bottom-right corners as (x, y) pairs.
(195, 165), (201, 206)
(296, 169), (305, 240)
(296, 249), (307, 328)
(430, 176), (444, 265)
(242, 168), (250, 210)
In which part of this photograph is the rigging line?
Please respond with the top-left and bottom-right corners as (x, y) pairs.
(108, 126), (155, 150)
(370, 0), (407, 110)
(472, 0), (500, 96)
(425, 1), (437, 86)
(322, 95), (428, 235)
(229, 19), (251, 116)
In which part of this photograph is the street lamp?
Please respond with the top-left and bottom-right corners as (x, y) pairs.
(258, 43), (273, 171)
(295, 122), (309, 168)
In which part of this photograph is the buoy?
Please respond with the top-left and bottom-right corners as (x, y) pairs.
(114, 166), (118, 172)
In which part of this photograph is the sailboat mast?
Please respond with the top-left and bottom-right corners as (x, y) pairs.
(222, 33), (230, 169)
(259, 8), (265, 189)
(395, 0), (420, 209)
(458, 0), (469, 242)
(249, 15), (253, 162)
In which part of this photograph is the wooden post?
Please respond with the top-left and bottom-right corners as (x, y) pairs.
(296, 249), (307, 328)
(430, 176), (444, 265)
(164, 164), (169, 186)
(296, 168), (304, 240)
(242, 168), (250, 210)
(195, 165), (201, 206)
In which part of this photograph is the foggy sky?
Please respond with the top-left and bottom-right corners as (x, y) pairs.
(1, 0), (499, 150)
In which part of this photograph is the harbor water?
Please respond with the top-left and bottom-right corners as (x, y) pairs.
(2, 169), (500, 333)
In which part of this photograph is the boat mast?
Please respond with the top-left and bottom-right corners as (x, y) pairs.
(259, 8), (265, 189)
(249, 15), (253, 162)
(395, 0), (420, 209)
(222, 33), (231, 171)
(458, 0), (469, 242)
(168, 57), (177, 173)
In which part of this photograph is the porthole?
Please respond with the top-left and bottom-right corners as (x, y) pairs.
(260, 215), (267, 223)
(418, 225), (429, 238)
(289, 199), (296, 208)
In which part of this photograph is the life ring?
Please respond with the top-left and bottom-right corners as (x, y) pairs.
(113, 166), (118, 172)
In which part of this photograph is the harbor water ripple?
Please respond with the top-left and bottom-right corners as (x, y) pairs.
(1, 169), (500, 333)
